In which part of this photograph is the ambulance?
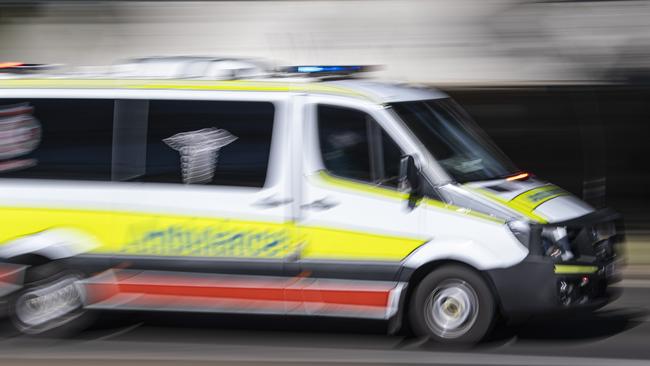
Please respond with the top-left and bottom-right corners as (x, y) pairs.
(0, 61), (623, 343)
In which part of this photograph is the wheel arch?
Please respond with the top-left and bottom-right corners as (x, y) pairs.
(0, 228), (99, 262)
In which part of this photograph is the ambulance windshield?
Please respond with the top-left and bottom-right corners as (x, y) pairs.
(391, 98), (519, 183)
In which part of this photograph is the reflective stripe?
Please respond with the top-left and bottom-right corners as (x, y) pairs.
(0, 204), (425, 262)
(554, 264), (598, 274)
(298, 225), (425, 261)
(510, 185), (568, 211)
(314, 171), (504, 224)
(0, 205), (296, 259)
(82, 269), (403, 319)
(0, 79), (374, 101)
(467, 185), (550, 223)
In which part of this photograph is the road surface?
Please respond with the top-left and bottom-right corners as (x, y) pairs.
(0, 281), (648, 366)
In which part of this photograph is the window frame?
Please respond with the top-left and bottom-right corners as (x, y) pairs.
(115, 98), (278, 188)
(314, 103), (406, 189)
(301, 94), (453, 190)
(0, 89), (290, 190)
(296, 95), (421, 190)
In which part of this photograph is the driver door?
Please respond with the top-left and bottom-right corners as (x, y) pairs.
(293, 98), (427, 319)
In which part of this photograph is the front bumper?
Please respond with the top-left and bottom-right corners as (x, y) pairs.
(487, 256), (619, 316)
(488, 208), (624, 317)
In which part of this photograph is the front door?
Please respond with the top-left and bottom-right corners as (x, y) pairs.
(294, 98), (427, 319)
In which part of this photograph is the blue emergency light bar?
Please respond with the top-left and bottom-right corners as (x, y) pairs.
(284, 65), (374, 75)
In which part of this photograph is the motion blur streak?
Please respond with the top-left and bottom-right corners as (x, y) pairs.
(0, 1), (649, 83)
(0, 0), (650, 364)
(0, 62), (23, 69)
(506, 173), (530, 182)
(82, 269), (400, 319)
(0, 263), (24, 296)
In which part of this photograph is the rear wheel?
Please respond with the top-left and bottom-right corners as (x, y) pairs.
(9, 262), (91, 336)
(409, 265), (496, 344)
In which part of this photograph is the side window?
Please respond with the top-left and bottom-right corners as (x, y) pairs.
(317, 105), (403, 188)
(143, 100), (274, 187)
(0, 99), (114, 181)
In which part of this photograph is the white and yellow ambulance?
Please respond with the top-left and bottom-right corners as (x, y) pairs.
(0, 62), (623, 343)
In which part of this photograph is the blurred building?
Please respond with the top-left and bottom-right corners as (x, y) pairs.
(0, 0), (650, 83)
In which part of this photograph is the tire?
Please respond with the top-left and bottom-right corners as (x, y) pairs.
(408, 265), (496, 344)
(8, 262), (93, 336)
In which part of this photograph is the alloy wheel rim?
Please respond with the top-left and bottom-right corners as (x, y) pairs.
(423, 280), (479, 339)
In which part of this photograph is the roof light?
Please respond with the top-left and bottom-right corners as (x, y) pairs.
(506, 172), (530, 181)
(284, 65), (373, 75)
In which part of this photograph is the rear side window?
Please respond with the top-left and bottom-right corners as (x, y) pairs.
(0, 99), (114, 181)
(143, 100), (275, 187)
(317, 105), (403, 188)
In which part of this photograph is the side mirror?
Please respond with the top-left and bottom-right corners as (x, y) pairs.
(399, 155), (423, 209)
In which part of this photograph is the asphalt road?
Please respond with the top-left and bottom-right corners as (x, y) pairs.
(0, 282), (648, 366)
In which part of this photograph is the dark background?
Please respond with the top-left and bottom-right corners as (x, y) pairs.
(442, 84), (650, 231)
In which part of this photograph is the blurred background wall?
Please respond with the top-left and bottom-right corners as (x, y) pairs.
(1, 0), (650, 229)
(2, 0), (650, 83)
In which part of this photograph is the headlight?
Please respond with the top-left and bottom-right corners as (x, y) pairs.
(507, 220), (531, 248)
(594, 221), (616, 241)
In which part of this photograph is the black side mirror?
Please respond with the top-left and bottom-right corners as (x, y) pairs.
(399, 155), (423, 209)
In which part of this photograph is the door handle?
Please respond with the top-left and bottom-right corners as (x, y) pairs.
(252, 196), (293, 208)
(301, 197), (339, 211)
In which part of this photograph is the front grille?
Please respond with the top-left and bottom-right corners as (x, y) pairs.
(565, 218), (623, 265)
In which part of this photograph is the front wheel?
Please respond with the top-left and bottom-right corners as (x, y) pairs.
(408, 265), (496, 344)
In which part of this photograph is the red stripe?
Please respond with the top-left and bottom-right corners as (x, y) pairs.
(118, 283), (287, 302)
(286, 288), (389, 307)
(84, 272), (392, 309)
(0, 264), (24, 285)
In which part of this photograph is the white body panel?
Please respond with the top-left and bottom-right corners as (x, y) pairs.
(405, 208), (528, 270)
(298, 95), (424, 240)
(534, 195), (594, 222)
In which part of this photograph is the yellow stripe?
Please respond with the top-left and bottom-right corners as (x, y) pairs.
(0, 204), (427, 261)
(511, 185), (567, 210)
(467, 186), (549, 223)
(298, 225), (425, 261)
(0, 205), (296, 258)
(313, 171), (504, 224)
(0, 78), (373, 101)
(554, 264), (598, 274)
